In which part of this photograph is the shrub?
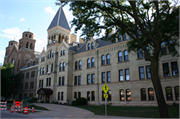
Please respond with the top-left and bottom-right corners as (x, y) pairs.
(30, 97), (37, 103)
(64, 103), (66, 105)
(59, 102), (62, 104)
(172, 102), (179, 107)
(72, 100), (76, 105)
(74, 97), (87, 105)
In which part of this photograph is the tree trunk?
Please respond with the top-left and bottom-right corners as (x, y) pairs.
(150, 58), (169, 118)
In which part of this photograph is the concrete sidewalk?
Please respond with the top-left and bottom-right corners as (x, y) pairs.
(29, 103), (134, 118)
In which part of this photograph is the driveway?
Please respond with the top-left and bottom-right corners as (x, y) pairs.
(29, 103), (132, 118)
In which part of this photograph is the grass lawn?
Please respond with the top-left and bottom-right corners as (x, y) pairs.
(72, 105), (179, 118)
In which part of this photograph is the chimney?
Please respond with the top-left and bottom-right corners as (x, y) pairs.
(70, 34), (77, 43)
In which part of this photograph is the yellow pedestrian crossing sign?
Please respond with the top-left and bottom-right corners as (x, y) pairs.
(104, 94), (108, 98)
(102, 83), (109, 93)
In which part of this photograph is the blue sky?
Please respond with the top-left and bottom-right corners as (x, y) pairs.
(0, 0), (84, 65)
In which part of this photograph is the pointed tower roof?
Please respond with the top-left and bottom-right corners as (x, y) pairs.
(47, 6), (71, 31)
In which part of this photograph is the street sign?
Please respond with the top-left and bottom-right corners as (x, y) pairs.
(104, 94), (108, 98)
(102, 83), (109, 93)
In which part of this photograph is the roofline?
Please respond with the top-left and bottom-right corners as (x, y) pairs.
(20, 64), (38, 71)
(47, 25), (71, 32)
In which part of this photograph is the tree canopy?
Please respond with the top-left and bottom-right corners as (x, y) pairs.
(1, 63), (20, 99)
(57, 0), (179, 118)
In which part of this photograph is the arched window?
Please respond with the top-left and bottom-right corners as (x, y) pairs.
(165, 87), (173, 100)
(148, 88), (154, 101)
(91, 57), (95, 67)
(118, 51), (122, 62)
(87, 59), (90, 68)
(79, 60), (82, 69)
(75, 61), (77, 70)
(138, 49), (143, 59)
(30, 43), (32, 50)
(60, 51), (63, 56)
(124, 50), (128, 61)
(91, 91), (95, 101)
(120, 89), (124, 101)
(126, 89), (131, 101)
(106, 54), (110, 64)
(141, 88), (146, 101)
(74, 92), (77, 99)
(59, 63), (62, 71)
(101, 55), (105, 65)
(78, 92), (81, 98)
(107, 90), (111, 101)
(50, 50), (52, 58)
(88, 44), (90, 50)
(11, 59), (14, 64)
(174, 86), (179, 100)
(29, 35), (31, 38)
(63, 50), (65, 55)
(91, 43), (94, 49)
(87, 91), (90, 101)
(26, 42), (29, 48)
(63, 62), (65, 71)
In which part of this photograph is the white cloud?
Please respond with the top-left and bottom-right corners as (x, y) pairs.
(0, 14), (4, 18)
(0, 27), (22, 41)
(45, 7), (55, 15)
(0, 51), (5, 56)
(36, 38), (43, 45)
(20, 18), (25, 22)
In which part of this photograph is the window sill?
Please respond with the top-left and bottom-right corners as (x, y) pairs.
(101, 64), (111, 66)
(117, 60), (130, 64)
(137, 58), (144, 60)
(74, 69), (82, 71)
(86, 67), (96, 69)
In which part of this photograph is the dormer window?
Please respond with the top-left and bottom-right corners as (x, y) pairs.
(91, 43), (94, 49)
(88, 43), (90, 50)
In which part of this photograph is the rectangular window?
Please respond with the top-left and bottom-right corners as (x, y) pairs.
(25, 83), (28, 89)
(87, 91), (90, 101)
(78, 76), (81, 85)
(119, 70), (123, 81)
(46, 78), (48, 86)
(139, 67), (145, 79)
(74, 92), (77, 99)
(141, 88), (146, 101)
(107, 71), (111, 83)
(31, 71), (35, 78)
(62, 77), (64, 86)
(166, 87), (173, 100)
(26, 72), (29, 79)
(102, 72), (105, 83)
(41, 80), (43, 87)
(59, 77), (61, 86)
(58, 92), (60, 100)
(49, 78), (51, 86)
(163, 63), (170, 77)
(20, 83), (23, 89)
(61, 92), (63, 101)
(171, 62), (179, 76)
(87, 74), (90, 84)
(161, 42), (167, 54)
(91, 91), (95, 101)
(125, 69), (130, 81)
(21, 73), (24, 80)
(146, 66), (151, 79)
(74, 76), (77, 85)
(91, 74), (95, 84)
(39, 80), (41, 87)
(174, 86), (179, 100)
(148, 88), (154, 101)
(30, 82), (34, 89)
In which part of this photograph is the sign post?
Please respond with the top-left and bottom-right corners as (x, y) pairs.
(102, 83), (109, 116)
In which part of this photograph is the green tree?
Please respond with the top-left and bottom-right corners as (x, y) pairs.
(57, 0), (179, 118)
(1, 63), (20, 99)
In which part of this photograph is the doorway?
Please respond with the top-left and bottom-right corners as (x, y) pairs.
(46, 95), (50, 103)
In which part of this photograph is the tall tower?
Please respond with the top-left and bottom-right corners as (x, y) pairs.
(47, 6), (71, 47)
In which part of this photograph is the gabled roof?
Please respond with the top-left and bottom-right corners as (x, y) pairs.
(47, 6), (70, 31)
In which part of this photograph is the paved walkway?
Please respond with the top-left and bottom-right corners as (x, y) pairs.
(29, 103), (134, 118)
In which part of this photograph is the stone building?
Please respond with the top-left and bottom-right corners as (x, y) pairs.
(3, 31), (40, 99)
(36, 6), (179, 106)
